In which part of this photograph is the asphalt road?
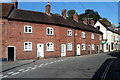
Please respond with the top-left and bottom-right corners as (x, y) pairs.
(1, 51), (120, 79)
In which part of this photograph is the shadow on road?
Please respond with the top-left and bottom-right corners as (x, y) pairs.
(91, 50), (120, 80)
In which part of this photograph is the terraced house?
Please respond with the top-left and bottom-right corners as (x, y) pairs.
(0, 0), (103, 61)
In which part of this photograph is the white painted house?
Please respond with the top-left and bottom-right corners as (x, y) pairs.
(94, 21), (108, 52)
(94, 21), (120, 52)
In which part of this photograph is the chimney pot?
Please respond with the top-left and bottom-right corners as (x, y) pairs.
(90, 20), (95, 26)
(83, 18), (88, 24)
(12, 0), (18, 9)
(62, 9), (67, 18)
(45, 2), (51, 14)
(73, 13), (78, 22)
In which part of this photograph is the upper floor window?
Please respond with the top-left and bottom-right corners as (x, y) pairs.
(96, 26), (100, 30)
(46, 42), (54, 51)
(67, 30), (72, 36)
(82, 43), (86, 50)
(46, 27), (54, 35)
(92, 44), (94, 50)
(82, 32), (86, 38)
(24, 42), (32, 51)
(100, 35), (102, 40)
(24, 25), (32, 33)
(91, 33), (94, 39)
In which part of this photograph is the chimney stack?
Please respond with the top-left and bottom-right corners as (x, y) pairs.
(12, 0), (18, 9)
(45, 2), (51, 14)
(90, 20), (95, 26)
(83, 18), (88, 24)
(73, 13), (78, 22)
(62, 9), (67, 18)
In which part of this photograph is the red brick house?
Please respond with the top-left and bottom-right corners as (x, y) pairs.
(0, 1), (103, 61)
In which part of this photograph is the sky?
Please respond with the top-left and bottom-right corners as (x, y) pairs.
(5, 1), (119, 26)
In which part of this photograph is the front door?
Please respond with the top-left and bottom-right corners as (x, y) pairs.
(37, 44), (44, 57)
(8, 46), (15, 61)
(88, 45), (91, 54)
(77, 44), (81, 55)
(96, 45), (99, 54)
(61, 44), (66, 57)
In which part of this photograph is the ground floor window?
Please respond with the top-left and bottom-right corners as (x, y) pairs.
(46, 42), (54, 51)
(24, 42), (32, 51)
(67, 43), (72, 51)
(82, 43), (86, 50)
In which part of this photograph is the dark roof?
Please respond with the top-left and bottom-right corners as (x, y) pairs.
(0, 3), (14, 18)
(9, 9), (102, 34)
(2, 3), (102, 34)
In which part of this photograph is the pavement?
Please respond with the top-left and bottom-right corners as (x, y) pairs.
(0, 51), (120, 79)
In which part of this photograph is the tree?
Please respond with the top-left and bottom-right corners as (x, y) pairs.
(100, 18), (112, 26)
(67, 10), (76, 19)
(78, 9), (101, 22)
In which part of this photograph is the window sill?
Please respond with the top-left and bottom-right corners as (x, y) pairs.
(24, 32), (32, 34)
(46, 50), (54, 52)
(24, 50), (32, 51)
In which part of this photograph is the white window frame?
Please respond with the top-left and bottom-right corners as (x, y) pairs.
(24, 42), (32, 51)
(92, 44), (95, 50)
(91, 33), (94, 39)
(82, 43), (86, 50)
(81, 32), (86, 38)
(67, 30), (72, 36)
(46, 27), (54, 35)
(24, 25), (32, 33)
(46, 42), (54, 51)
(67, 43), (72, 51)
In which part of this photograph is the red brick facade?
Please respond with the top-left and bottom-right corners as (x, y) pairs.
(1, 2), (103, 61)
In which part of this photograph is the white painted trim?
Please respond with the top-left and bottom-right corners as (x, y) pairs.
(24, 25), (32, 34)
(46, 27), (54, 35)
(7, 46), (16, 61)
(67, 30), (72, 36)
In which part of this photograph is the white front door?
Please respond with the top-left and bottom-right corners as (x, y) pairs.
(77, 44), (81, 55)
(61, 44), (66, 56)
(37, 44), (44, 57)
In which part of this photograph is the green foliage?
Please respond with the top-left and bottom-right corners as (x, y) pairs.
(67, 9), (112, 26)
(100, 18), (112, 26)
(78, 9), (101, 21)
(67, 10), (76, 19)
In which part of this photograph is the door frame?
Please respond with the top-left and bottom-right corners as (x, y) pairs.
(37, 44), (44, 58)
(7, 46), (16, 61)
(96, 45), (99, 54)
(88, 45), (91, 54)
(61, 44), (66, 57)
(76, 44), (81, 55)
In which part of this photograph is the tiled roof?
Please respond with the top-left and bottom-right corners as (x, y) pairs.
(2, 3), (102, 34)
(0, 3), (14, 18)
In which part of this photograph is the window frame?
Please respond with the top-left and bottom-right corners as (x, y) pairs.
(24, 25), (32, 33)
(46, 27), (54, 35)
(91, 33), (94, 39)
(67, 30), (72, 36)
(46, 42), (54, 51)
(67, 43), (72, 51)
(24, 42), (32, 51)
(81, 43), (86, 50)
(81, 32), (86, 38)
